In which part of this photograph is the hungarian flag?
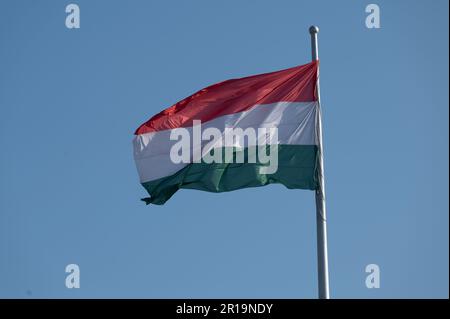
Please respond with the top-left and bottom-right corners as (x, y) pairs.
(133, 61), (321, 205)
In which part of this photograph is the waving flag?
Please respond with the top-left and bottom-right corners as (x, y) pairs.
(133, 61), (320, 205)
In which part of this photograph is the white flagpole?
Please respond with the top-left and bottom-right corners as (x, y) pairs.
(309, 25), (330, 299)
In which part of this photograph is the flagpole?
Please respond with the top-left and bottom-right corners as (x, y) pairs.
(309, 25), (330, 299)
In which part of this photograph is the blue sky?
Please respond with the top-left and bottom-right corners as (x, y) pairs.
(0, 0), (448, 298)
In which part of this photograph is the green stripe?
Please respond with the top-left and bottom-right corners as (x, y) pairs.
(141, 145), (319, 205)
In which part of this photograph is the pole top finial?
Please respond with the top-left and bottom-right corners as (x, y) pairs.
(309, 25), (319, 34)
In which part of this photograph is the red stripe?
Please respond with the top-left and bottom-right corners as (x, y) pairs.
(135, 61), (318, 135)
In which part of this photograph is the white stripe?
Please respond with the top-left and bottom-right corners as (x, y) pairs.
(134, 101), (318, 183)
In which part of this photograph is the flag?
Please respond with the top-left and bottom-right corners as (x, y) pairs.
(133, 61), (320, 205)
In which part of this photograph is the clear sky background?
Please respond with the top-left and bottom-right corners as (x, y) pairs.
(0, 0), (448, 298)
